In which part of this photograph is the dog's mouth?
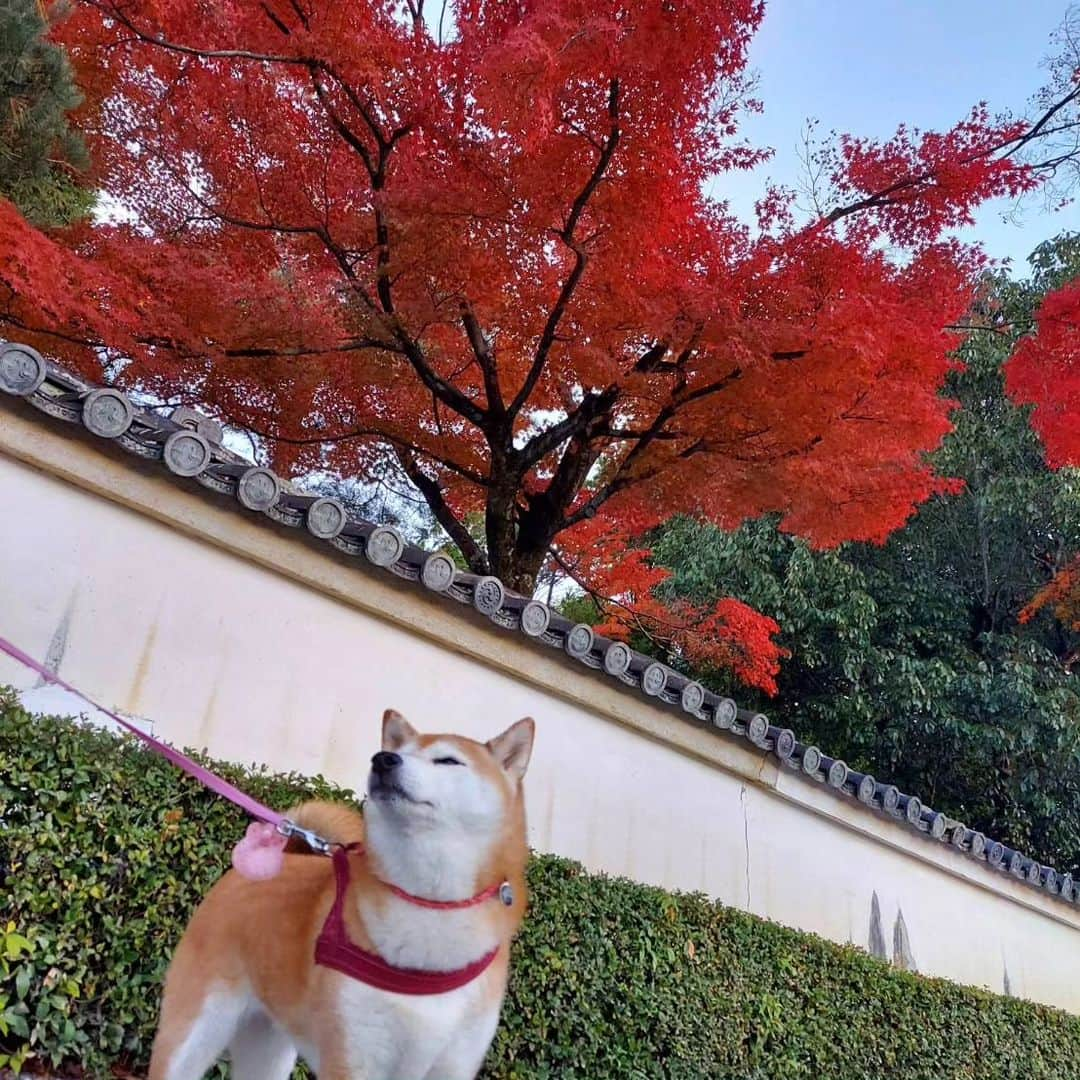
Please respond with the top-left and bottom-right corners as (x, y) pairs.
(369, 774), (433, 808)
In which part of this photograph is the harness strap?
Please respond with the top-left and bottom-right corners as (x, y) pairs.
(314, 846), (499, 995)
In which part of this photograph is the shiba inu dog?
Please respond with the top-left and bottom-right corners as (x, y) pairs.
(148, 709), (535, 1080)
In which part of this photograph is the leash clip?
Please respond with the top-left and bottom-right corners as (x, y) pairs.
(277, 818), (334, 856)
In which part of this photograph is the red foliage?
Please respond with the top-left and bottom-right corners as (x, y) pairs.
(1019, 565), (1080, 635)
(558, 520), (785, 694)
(1007, 283), (1080, 644)
(824, 106), (1038, 246)
(1006, 281), (1080, 470)
(0, 0), (1056, 684)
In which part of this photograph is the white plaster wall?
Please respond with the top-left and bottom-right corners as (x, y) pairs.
(2, 445), (1079, 1014)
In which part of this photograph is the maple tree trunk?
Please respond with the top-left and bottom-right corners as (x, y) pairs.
(485, 492), (517, 584)
(481, 424), (602, 594)
(503, 539), (550, 596)
(484, 488), (551, 595)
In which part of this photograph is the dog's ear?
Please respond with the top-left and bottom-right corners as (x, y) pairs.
(382, 709), (418, 751)
(487, 717), (535, 781)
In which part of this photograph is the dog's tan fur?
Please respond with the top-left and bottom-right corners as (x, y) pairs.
(148, 711), (533, 1080)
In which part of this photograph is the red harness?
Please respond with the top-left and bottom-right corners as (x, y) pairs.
(314, 845), (504, 995)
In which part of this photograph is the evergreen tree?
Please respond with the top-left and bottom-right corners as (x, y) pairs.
(0, 0), (91, 225)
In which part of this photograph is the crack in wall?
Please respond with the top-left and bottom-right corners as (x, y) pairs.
(740, 784), (751, 910)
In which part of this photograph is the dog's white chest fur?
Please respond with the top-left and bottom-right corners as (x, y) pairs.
(333, 970), (500, 1080)
(363, 894), (502, 970)
(326, 896), (504, 1079)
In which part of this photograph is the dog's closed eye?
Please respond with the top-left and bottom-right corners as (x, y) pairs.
(433, 756), (464, 766)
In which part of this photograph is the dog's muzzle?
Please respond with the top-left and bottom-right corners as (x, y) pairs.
(371, 751), (403, 776)
(369, 751), (419, 803)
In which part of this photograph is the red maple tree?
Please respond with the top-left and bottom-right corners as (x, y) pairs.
(1009, 278), (1080, 643)
(1, 1), (1076, 688)
(1008, 280), (1080, 471)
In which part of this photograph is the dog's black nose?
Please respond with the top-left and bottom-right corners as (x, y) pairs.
(372, 751), (403, 775)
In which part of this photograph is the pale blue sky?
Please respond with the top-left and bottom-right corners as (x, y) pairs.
(713, 0), (1079, 269)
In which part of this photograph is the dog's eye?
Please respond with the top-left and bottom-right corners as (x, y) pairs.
(433, 756), (464, 766)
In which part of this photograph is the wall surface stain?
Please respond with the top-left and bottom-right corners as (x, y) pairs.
(892, 907), (917, 971)
(740, 785), (752, 910)
(36, 588), (78, 686)
(277, 682), (297, 763)
(197, 648), (227, 748)
(623, 798), (638, 880)
(868, 892), (887, 959)
(541, 782), (555, 854)
(661, 808), (674, 884)
(126, 618), (160, 713)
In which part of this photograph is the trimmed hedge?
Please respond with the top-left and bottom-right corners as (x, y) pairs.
(3, 691), (1080, 1078)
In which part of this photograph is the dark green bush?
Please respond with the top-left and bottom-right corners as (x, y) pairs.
(3, 690), (1080, 1078)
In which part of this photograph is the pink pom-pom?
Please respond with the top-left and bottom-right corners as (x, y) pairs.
(231, 821), (287, 880)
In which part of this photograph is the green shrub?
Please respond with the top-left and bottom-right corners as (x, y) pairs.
(3, 689), (1080, 1078)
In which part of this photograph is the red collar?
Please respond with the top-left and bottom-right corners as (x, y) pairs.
(314, 845), (504, 995)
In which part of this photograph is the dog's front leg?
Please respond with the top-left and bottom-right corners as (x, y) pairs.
(422, 1009), (501, 1080)
(316, 1062), (373, 1080)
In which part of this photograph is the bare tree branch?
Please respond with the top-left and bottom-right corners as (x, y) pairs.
(516, 385), (618, 470)
(394, 446), (490, 573)
(85, 0), (314, 64)
(824, 82), (1080, 227)
(238, 422), (489, 487)
(0, 313), (400, 362)
(310, 72), (376, 174)
(461, 302), (505, 418)
(508, 78), (622, 418)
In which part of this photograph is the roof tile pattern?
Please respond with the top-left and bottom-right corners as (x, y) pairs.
(1, 339), (1076, 908)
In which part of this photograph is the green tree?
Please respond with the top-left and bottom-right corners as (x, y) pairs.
(0, 0), (92, 225)
(615, 235), (1080, 872)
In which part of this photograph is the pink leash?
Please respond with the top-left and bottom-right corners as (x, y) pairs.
(0, 633), (283, 827)
(3, 630), (512, 992)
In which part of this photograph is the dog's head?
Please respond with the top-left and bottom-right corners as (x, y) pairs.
(364, 709), (534, 842)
